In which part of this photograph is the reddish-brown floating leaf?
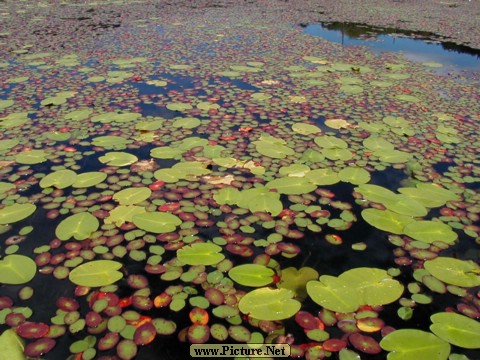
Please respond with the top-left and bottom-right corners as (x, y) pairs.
(145, 264), (167, 274)
(277, 242), (301, 254)
(295, 311), (321, 330)
(0, 296), (13, 309)
(131, 296), (153, 311)
(86, 311), (103, 328)
(337, 320), (358, 334)
(322, 338), (347, 352)
(74, 286), (91, 297)
(98, 332), (120, 351)
(119, 297), (133, 308)
(158, 203), (181, 212)
(35, 253), (51, 266)
(16, 322), (50, 339)
(189, 307), (209, 325)
(24, 338), (56, 357)
(348, 333), (382, 354)
(410, 249), (438, 260)
(127, 274), (149, 289)
(325, 234), (343, 245)
(154, 293), (172, 308)
(457, 303), (480, 318)
(225, 244), (254, 257)
(205, 288), (224, 306)
(116, 339), (137, 360)
(5, 312), (25, 327)
(134, 322), (156, 346)
(56, 297), (79, 311)
(356, 317), (384, 333)
(187, 324), (210, 344)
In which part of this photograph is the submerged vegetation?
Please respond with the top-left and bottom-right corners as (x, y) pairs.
(0, 1), (479, 359)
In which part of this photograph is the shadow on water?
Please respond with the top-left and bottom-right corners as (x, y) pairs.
(301, 22), (480, 74)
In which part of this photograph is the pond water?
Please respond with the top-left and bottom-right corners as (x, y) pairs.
(302, 22), (480, 75)
(0, 3), (479, 360)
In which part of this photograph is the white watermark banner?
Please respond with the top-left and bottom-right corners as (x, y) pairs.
(190, 344), (290, 358)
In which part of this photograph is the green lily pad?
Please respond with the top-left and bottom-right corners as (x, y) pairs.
(202, 145), (226, 158)
(0, 329), (25, 360)
(46, 131), (71, 142)
(0, 139), (19, 151)
(228, 264), (275, 287)
(238, 288), (301, 321)
(172, 117), (201, 129)
(321, 148), (353, 161)
(300, 149), (325, 163)
(314, 135), (348, 149)
(150, 147), (183, 159)
(279, 164), (311, 177)
(177, 243), (225, 266)
(55, 212), (99, 241)
(396, 94), (420, 102)
(307, 268), (404, 313)
(69, 260), (123, 287)
(292, 123), (322, 135)
(305, 168), (340, 185)
(383, 194), (428, 217)
(340, 84), (363, 94)
(0, 203), (37, 225)
(403, 221), (457, 244)
(98, 152), (138, 166)
(380, 329), (450, 360)
(0, 100), (14, 109)
(254, 141), (295, 159)
(197, 102), (220, 111)
(72, 172), (107, 188)
(338, 167), (371, 185)
(398, 184), (458, 208)
(355, 184), (398, 203)
(104, 205), (147, 227)
(166, 102), (193, 112)
(172, 161), (211, 177)
(132, 212), (182, 233)
(15, 150), (47, 164)
(0, 182), (15, 193)
(135, 120), (164, 131)
(374, 150), (413, 163)
(424, 257), (480, 287)
(64, 109), (93, 121)
(363, 137), (395, 151)
(91, 136), (131, 149)
(153, 168), (182, 183)
(237, 187), (283, 216)
(113, 187), (152, 205)
(266, 177), (316, 195)
(0, 255), (37, 285)
(383, 116), (409, 128)
(39, 169), (77, 189)
(362, 209), (414, 234)
(430, 312), (480, 349)
(278, 267), (319, 299)
(213, 187), (242, 206)
(181, 138), (210, 151)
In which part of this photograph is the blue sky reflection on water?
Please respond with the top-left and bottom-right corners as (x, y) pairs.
(303, 23), (480, 74)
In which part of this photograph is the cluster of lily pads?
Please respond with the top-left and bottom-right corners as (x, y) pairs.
(0, 1), (479, 359)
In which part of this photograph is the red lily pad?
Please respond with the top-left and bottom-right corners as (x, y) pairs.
(24, 338), (56, 357)
(349, 333), (382, 354)
(16, 322), (50, 339)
